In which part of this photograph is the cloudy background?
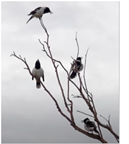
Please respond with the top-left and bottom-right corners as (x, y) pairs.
(1, 1), (119, 143)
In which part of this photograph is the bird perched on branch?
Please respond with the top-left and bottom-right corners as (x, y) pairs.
(82, 118), (99, 134)
(69, 57), (83, 79)
(32, 60), (44, 88)
(26, 6), (52, 23)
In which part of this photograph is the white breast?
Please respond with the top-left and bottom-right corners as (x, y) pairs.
(84, 124), (94, 132)
(32, 68), (44, 78)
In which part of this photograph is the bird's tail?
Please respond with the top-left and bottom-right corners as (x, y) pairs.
(94, 128), (99, 134)
(36, 80), (41, 89)
(70, 71), (77, 79)
(26, 16), (33, 24)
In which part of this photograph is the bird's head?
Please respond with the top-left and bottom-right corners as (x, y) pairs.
(35, 59), (41, 69)
(82, 118), (89, 123)
(36, 59), (40, 63)
(77, 57), (82, 61)
(44, 7), (53, 14)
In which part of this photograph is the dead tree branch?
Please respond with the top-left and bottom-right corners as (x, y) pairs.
(10, 52), (72, 125)
(11, 21), (119, 143)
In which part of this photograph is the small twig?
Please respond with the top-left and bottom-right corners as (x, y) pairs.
(71, 56), (76, 61)
(108, 114), (112, 127)
(100, 115), (109, 123)
(75, 32), (79, 58)
(24, 68), (28, 70)
(83, 47), (90, 94)
(10, 52), (32, 76)
(67, 78), (75, 126)
(56, 64), (59, 68)
(72, 94), (82, 98)
(77, 110), (94, 118)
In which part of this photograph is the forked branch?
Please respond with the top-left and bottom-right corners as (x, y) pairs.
(11, 21), (119, 143)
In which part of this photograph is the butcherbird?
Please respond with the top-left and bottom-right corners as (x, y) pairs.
(82, 118), (99, 134)
(69, 57), (83, 79)
(26, 6), (52, 23)
(32, 60), (44, 89)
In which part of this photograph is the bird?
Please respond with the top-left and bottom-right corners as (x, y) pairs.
(26, 6), (52, 23)
(82, 118), (99, 134)
(69, 57), (83, 79)
(32, 60), (44, 88)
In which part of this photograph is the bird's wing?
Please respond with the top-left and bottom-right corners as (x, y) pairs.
(76, 61), (81, 66)
(41, 68), (44, 82)
(70, 71), (77, 79)
(71, 60), (81, 71)
(86, 121), (96, 128)
(28, 7), (42, 15)
(70, 61), (77, 71)
(32, 68), (36, 80)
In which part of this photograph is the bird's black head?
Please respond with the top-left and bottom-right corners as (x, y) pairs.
(77, 57), (82, 61)
(82, 118), (89, 123)
(35, 59), (41, 69)
(44, 7), (53, 14)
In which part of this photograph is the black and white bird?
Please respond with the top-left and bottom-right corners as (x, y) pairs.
(32, 60), (44, 89)
(82, 118), (99, 134)
(69, 57), (83, 79)
(26, 6), (52, 23)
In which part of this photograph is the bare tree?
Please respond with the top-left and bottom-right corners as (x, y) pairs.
(11, 19), (119, 143)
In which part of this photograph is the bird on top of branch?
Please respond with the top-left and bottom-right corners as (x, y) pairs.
(26, 6), (53, 24)
(82, 118), (99, 134)
(32, 60), (44, 88)
(69, 57), (83, 79)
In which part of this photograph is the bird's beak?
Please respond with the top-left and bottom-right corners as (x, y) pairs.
(81, 120), (84, 122)
(50, 11), (53, 14)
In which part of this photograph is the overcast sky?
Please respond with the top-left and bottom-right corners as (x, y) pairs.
(1, 1), (119, 143)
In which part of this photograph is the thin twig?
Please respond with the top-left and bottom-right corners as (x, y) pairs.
(83, 48), (90, 94)
(75, 32), (79, 58)
(100, 115), (108, 122)
(72, 94), (82, 98)
(77, 110), (94, 118)
(67, 78), (75, 125)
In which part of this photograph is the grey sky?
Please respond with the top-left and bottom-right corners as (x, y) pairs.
(1, 1), (119, 143)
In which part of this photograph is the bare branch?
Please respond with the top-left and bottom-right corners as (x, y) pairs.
(73, 124), (107, 143)
(11, 52), (73, 125)
(39, 23), (72, 115)
(72, 94), (82, 98)
(100, 115), (108, 122)
(10, 52), (32, 76)
(83, 47), (90, 93)
(11, 18), (119, 143)
(75, 32), (79, 58)
(77, 110), (94, 118)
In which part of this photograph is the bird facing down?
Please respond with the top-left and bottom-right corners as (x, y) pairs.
(32, 60), (44, 88)
(26, 6), (52, 23)
(69, 57), (83, 79)
(82, 118), (99, 134)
